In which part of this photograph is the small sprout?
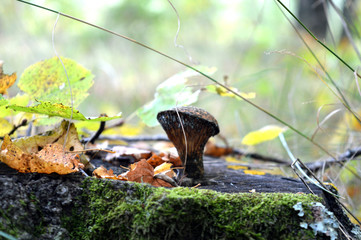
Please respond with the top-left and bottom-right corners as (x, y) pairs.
(157, 106), (219, 179)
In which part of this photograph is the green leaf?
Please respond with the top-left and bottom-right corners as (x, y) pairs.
(0, 95), (8, 107)
(0, 93), (30, 118)
(7, 101), (121, 122)
(18, 56), (94, 107)
(137, 66), (217, 127)
(242, 125), (287, 146)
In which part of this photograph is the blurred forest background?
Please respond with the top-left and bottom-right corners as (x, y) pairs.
(1, 0), (361, 221)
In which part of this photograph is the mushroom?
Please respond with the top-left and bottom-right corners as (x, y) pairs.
(157, 106), (219, 179)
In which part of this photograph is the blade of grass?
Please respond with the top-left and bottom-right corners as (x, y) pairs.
(16, 0), (361, 181)
(275, 0), (361, 79)
(275, 1), (361, 126)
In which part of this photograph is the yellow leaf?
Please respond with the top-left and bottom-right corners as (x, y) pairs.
(225, 156), (243, 164)
(244, 170), (266, 175)
(227, 165), (248, 170)
(154, 162), (173, 175)
(242, 125), (287, 146)
(206, 85), (256, 100)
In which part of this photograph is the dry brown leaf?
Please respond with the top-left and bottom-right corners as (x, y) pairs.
(126, 159), (174, 187)
(147, 153), (166, 168)
(0, 135), (84, 174)
(127, 159), (154, 184)
(14, 120), (84, 154)
(93, 165), (127, 180)
(204, 141), (233, 158)
(159, 152), (182, 167)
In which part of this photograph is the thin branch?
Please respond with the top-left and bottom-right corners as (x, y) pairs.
(88, 121), (106, 144)
(231, 148), (289, 165)
(0, 119), (28, 140)
(307, 146), (361, 172)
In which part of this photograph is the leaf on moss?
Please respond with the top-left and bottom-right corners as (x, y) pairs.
(241, 125), (287, 146)
(0, 65), (16, 95)
(137, 66), (217, 127)
(7, 101), (122, 122)
(0, 135), (84, 174)
(18, 56), (94, 107)
(205, 85), (256, 100)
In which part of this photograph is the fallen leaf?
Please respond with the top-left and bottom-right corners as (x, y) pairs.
(204, 141), (233, 157)
(14, 120), (84, 154)
(147, 153), (166, 168)
(243, 170), (266, 176)
(93, 165), (127, 180)
(126, 159), (155, 184)
(241, 125), (287, 146)
(154, 162), (173, 175)
(126, 159), (174, 187)
(0, 135), (84, 174)
(159, 151), (182, 167)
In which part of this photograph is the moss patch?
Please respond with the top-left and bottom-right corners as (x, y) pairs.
(63, 177), (324, 240)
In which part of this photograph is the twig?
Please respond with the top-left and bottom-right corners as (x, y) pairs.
(307, 146), (361, 172)
(232, 148), (289, 165)
(81, 134), (170, 144)
(0, 119), (28, 140)
(88, 121), (106, 144)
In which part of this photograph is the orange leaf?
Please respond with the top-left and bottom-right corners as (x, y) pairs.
(204, 141), (232, 158)
(159, 152), (182, 167)
(93, 165), (127, 180)
(147, 153), (166, 168)
(0, 135), (84, 174)
(126, 159), (154, 184)
(126, 159), (175, 187)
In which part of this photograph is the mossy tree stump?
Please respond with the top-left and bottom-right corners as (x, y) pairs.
(0, 162), (359, 239)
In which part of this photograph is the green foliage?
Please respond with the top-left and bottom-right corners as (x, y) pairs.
(137, 66), (216, 127)
(0, 95), (8, 107)
(18, 56), (94, 108)
(0, 57), (120, 128)
(8, 101), (121, 122)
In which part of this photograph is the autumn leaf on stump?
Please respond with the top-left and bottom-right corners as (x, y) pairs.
(126, 159), (175, 187)
(93, 165), (127, 180)
(0, 135), (84, 174)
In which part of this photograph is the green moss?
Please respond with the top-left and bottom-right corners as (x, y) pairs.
(63, 178), (325, 240)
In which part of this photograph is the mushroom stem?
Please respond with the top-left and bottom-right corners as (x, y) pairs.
(157, 106), (219, 179)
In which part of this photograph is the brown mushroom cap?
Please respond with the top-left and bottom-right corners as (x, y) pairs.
(157, 106), (219, 179)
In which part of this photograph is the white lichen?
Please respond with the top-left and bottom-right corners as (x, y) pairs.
(293, 201), (339, 240)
